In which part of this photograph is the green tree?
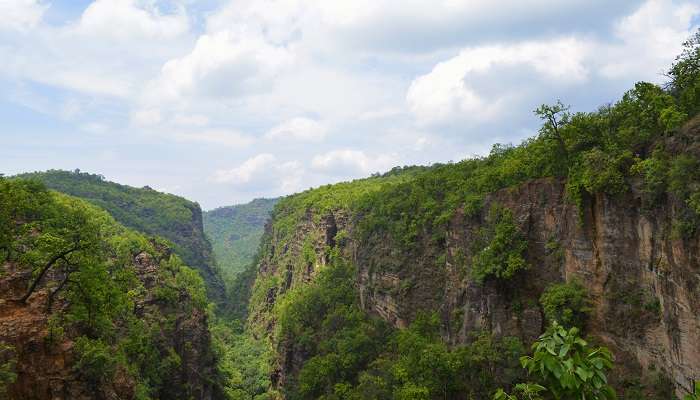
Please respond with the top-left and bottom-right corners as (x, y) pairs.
(520, 323), (616, 400)
(472, 206), (529, 284)
(535, 100), (571, 167)
(493, 383), (546, 400)
(669, 29), (700, 116)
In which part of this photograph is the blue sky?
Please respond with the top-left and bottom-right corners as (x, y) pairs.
(1, 0), (699, 209)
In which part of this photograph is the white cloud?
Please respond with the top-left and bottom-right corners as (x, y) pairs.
(174, 130), (254, 148)
(173, 114), (210, 127)
(0, 0), (193, 100)
(406, 37), (590, 125)
(600, 0), (700, 80)
(213, 153), (276, 184)
(311, 149), (398, 175)
(212, 153), (305, 194)
(131, 108), (162, 126)
(0, 0), (47, 32)
(150, 28), (294, 101)
(77, 0), (189, 40)
(3, 0), (700, 209)
(265, 117), (327, 141)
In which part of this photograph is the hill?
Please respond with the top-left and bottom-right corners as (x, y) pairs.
(204, 198), (278, 286)
(0, 177), (219, 398)
(13, 170), (226, 304)
(233, 34), (700, 399)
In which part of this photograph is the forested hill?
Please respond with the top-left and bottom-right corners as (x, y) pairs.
(14, 170), (226, 303)
(204, 198), (278, 288)
(233, 33), (700, 399)
(0, 178), (219, 398)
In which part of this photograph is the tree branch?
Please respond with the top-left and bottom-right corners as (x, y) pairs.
(18, 245), (80, 303)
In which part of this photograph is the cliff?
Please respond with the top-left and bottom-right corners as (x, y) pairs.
(0, 179), (220, 399)
(246, 115), (700, 398)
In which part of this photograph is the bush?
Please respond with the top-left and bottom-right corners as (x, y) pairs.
(519, 323), (616, 400)
(74, 337), (118, 384)
(630, 148), (670, 207)
(540, 282), (590, 329)
(472, 206), (529, 284)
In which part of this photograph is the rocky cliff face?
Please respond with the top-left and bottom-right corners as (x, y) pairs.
(0, 249), (218, 400)
(250, 177), (700, 397)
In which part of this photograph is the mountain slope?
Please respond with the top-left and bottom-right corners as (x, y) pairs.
(204, 198), (278, 285)
(243, 72), (700, 397)
(0, 177), (219, 399)
(14, 170), (226, 304)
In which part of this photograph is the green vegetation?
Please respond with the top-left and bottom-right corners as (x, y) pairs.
(520, 323), (615, 400)
(13, 169), (225, 302)
(669, 30), (700, 117)
(1, 177), (211, 398)
(270, 251), (526, 400)
(356, 55), (699, 253)
(471, 206), (529, 284)
(539, 282), (590, 329)
(0, 343), (16, 397)
(239, 31), (700, 399)
(497, 323), (616, 400)
(685, 382), (700, 400)
(204, 198), (278, 289)
(212, 320), (275, 400)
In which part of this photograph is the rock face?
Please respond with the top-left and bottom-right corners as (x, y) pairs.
(251, 178), (700, 397)
(0, 251), (218, 400)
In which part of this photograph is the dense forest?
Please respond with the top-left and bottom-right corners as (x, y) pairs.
(204, 198), (278, 291)
(0, 178), (216, 398)
(14, 170), (226, 304)
(2, 30), (700, 400)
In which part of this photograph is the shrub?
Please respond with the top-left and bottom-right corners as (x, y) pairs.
(539, 282), (590, 329)
(74, 337), (117, 384)
(472, 206), (529, 284)
(519, 323), (616, 400)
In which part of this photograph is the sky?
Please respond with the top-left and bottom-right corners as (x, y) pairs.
(1, 0), (699, 209)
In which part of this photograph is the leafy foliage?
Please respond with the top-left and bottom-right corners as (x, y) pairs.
(270, 249), (526, 400)
(669, 29), (700, 116)
(204, 198), (278, 289)
(13, 169), (225, 302)
(519, 323), (616, 400)
(493, 383), (547, 400)
(211, 320), (275, 400)
(472, 206), (529, 284)
(0, 177), (213, 398)
(539, 282), (590, 329)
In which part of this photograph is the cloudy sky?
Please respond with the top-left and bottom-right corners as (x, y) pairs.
(1, 0), (699, 209)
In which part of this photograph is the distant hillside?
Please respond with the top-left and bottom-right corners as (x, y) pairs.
(14, 169), (226, 303)
(204, 198), (278, 285)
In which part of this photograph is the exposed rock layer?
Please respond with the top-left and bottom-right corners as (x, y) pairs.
(252, 178), (700, 397)
(0, 251), (217, 400)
